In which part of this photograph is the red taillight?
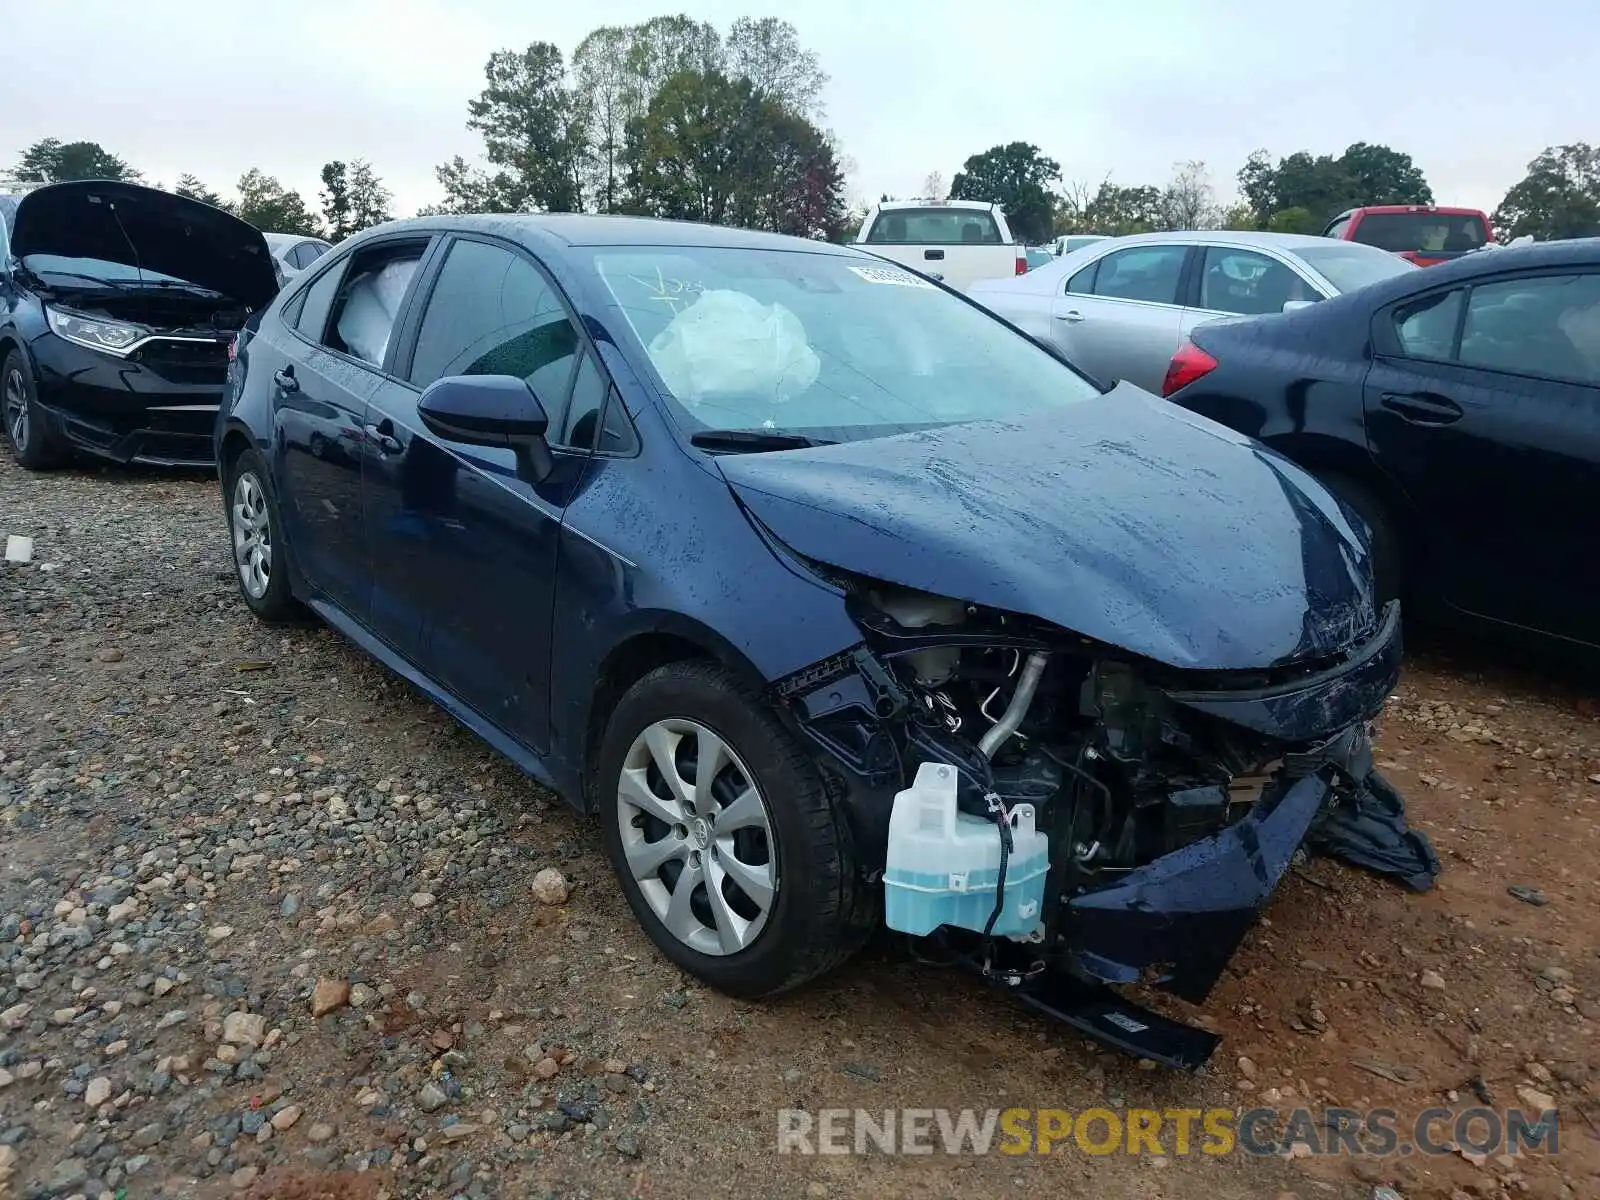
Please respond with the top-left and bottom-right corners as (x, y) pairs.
(1161, 341), (1218, 397)
(1015, 254), (1028, 275)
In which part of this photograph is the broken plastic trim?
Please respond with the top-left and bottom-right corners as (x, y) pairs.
(1065, 771), (1333, 1003)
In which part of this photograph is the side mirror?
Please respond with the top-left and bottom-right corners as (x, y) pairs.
(418, 374), (553, 483)
(1282, 299), (1317, 313)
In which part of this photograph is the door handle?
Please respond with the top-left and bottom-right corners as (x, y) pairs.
(273, 368), (298, 393)
(1055, 310), (1085, 323)
(924, 249), (945, 261)
(1380, 391), (1463, 425)
(363, 422), (403, 455)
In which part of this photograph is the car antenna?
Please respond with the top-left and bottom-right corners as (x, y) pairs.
(106, 194), (146, 291)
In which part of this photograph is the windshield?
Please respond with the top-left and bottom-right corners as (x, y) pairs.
(591, 246), (1101, 442)
(1350, 212), (1489, 255)
(1295, 243), (1418, 293)
(21, 253), (195, 288)
(864, 207), (1003, 245)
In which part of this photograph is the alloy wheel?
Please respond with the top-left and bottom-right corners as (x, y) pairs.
(3, 369), (27, 451)
(617, 718), (778, 956)
(231, 471), (273, 599)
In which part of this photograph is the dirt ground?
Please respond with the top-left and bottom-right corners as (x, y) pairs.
(0, 454), (1596, 1200)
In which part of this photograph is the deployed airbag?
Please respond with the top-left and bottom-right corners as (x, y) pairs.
(337, 258), (417, 366)
(647, 289), (819, 409)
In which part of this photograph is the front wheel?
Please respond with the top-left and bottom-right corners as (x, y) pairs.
(2, 351), (64, 469)
(597, 661), (874, 998)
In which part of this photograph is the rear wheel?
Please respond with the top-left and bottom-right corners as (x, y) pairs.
(597, 661), (874, 998)
(1315, 470), (1402, 607)
(2, 351), (63, 469)
(223, 448), (302, 622)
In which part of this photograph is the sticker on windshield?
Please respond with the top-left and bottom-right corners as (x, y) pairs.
(848, 265), (936, 289)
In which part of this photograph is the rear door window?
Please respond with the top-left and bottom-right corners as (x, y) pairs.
(1089, 245), (1187, 305)
(864, 208), (1002, 245)
(323, 244), (426, 368)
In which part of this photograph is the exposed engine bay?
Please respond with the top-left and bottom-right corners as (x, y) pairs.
(32, 281), (253, 345)
(774, 576), (1439, 1068)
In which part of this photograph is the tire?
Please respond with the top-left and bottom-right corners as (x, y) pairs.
(597, 660), (874, 998)
(2, 350), (64, 469)
(222, 448), (302, 622)
(1315, 470), (1402, 607)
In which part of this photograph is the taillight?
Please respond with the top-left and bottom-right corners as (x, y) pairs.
(1015, 254), (1028, 275)
(226, 335), (238, 361)
(1161, 341), (1217, 397)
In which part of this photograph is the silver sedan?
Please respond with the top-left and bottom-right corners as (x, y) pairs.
(968, 230), (1417, 394)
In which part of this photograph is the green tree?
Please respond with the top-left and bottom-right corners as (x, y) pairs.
(1266, 205), (1319, 234)
(232, 169), (320, 235)
(465, 42), (589, 213)
(16, 138), (140, 183)
(949, 142), (1060, 244)
(1492, 143), (1600, 242)
(174, 173), (223, 207)
(1236, 143), (1432, 230)
(320, 159), (392, 240)
(1218, 201), (1256, 230)
(622, 69), (844, 239)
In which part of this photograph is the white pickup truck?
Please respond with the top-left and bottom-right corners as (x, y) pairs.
(855, 199), (1025, 291)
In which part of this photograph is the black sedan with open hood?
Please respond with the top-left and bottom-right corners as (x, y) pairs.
(0, 180), (278, 469)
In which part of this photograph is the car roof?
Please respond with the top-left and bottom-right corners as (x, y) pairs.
(1093, 229), (1352, 252)
(1337, 204), (1489, 218)
(360, 212), (861, 255)
(873, 199), (996, 213)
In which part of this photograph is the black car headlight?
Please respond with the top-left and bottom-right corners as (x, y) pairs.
(46, 305), (149, 357)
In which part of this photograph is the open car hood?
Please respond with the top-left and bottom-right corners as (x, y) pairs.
(718, 384), (1378, 672)
(11, 180), (278, 309)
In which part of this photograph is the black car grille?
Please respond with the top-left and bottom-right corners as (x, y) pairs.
(130, 338), (230, 385)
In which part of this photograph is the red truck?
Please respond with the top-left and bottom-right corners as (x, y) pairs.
(1321, 204), (1492, 266)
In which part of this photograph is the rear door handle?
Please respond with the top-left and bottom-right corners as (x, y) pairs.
(273, 368), (298, 393)
(363, 422), (403, 455)
(924, 249), (945, 261)
(1380, 391), (1463, 425)
(1055, 310), (1085, 323)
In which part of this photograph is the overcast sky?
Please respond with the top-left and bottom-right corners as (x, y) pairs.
(0, 0), (1589, 218)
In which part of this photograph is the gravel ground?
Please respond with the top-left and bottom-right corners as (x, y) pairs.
(1, 454), (1597, 1200)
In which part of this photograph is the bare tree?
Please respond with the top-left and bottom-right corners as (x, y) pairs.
(1159, 160), (1221, 230)
(922, 170), (947, 201)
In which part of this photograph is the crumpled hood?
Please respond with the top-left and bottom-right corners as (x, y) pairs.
(11, 180), (278, 309)
(718, 384), (1377, 671)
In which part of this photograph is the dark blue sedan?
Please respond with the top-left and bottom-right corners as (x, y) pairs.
(215, 215), (1435, 1066)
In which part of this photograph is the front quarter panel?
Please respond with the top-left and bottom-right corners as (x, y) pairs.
(546, 402), (864, 791)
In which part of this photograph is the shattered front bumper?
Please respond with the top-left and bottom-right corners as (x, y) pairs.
(1065, 769), (1330, 1003)
(1061, 603), (1435, 1005)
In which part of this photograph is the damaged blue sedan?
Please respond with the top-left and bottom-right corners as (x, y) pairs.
(215, 215), (1437, 1069)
